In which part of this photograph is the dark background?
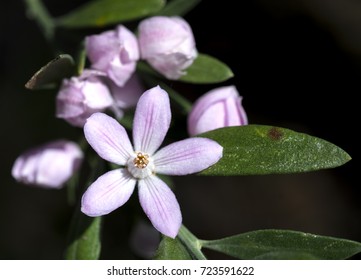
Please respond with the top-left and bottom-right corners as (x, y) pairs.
(0, 0), (359, 259)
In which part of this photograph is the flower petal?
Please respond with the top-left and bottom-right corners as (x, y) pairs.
(138, 16), (195, 58)
(110, 74), (144, 109)
(84, 112), (133, 165)
(153, 137), (223, 175)
(81, 168), (136, 216)
(85, 29), (120, 69)
(133, 86), (171, 155)
(188, 86), (248, 135)
(138, 16), (197, 80)
(85, 25), (139, 87)
(11, 140), (83, 189)
(138, 175), (181, 238)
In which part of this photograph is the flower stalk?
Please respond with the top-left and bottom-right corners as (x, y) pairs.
(177, 225), (206, 260)
(24, 0), (55, 41)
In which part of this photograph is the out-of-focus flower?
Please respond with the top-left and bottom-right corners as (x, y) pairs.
(56, 70), (114, 127)
(138, 16), (197, 80)
(109, 74), (144, 118)
(85, 25), (139, 87)
(12, 140), (83, 189)
(129, 220), (160, 259)
(188, 85), (248, 136)
(81, 86), (223, 238)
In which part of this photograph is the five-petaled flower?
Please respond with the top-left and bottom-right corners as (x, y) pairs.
(81, 86), (223, 238)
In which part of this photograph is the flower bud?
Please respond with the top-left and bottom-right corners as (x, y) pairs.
(188, 86), (248, 136)
(12, 140), (83, 189)
(85, 25), (139, 87)
(56, 70), (113, 127)
(138, 16), (197, 80)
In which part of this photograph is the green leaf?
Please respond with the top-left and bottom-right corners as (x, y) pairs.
(65, 210), (102, 260)
(201, 229), (361, 260)
(153, 236), (192, 260)
(179, 53), (233, 84)
(25, 54), (75, 90)
(157, 0), (202, 16)
(56, 0), (165, 28)
(199, 125), (351, 175)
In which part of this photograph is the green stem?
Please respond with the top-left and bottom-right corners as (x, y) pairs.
(24, 0), (55, 41)
(139, 67), (193, 114)
(178, 225), (207, 260)
(160, 81), (193, 114)
(76, 41), (87, 75)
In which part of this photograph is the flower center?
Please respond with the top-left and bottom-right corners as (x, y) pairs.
(127, 152), (154, 179)
(133, 152), (149, 169)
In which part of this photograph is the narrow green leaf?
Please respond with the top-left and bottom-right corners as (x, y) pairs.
(25, 54), (75, 90)
(56, 0), (165, 28)
(179, 53), (233, 84)
(199, 125), (351, 175)
(65, 209), (102, 260)
(157, 0), (202, 16)
(201, 229), (361, 260)
(153, 236), (192, 260)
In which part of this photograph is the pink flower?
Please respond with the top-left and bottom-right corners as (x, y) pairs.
(81, 86), (223, 238)
(188, 86), (248, 136)
(138, 16), (197, 80)
(12, 140), (83, 189)
(85, 25), (139, 87)
(56, 70), (114, 127)
(109, 73), (144, 114)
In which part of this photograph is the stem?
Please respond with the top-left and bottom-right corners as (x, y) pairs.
(178, 225), (207, 260)
(76, 42), (86, 75)
(140, 70), (193, 115)
(161, 81), (193, 114)
(24, 0), (55, 41)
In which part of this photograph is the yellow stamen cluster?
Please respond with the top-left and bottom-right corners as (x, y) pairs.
(133, 152), (149, 169)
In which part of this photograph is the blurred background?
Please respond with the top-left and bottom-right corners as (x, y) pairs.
(1, 0), (359, 259)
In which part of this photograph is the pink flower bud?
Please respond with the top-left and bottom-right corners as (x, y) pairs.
(12, 140), (83, 189)
(56, 70), (114, 127)
(138, 16), (197, 80)
(85, 25), (139, 87)
(188, 86), (248, 136)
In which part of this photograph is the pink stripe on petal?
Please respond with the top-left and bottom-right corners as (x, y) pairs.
(138, 175), (181, 238)
(153, 138), (223, 175)
(84, 112), (133, 165)
(133, 86), (171, 155)
(81, 168), (136, 217)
